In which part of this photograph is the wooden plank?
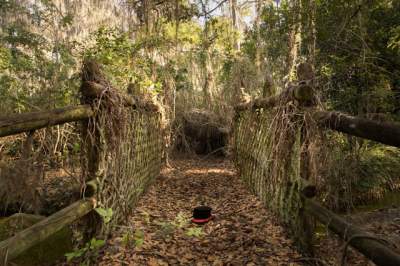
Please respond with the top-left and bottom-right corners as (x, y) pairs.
(0, 105), (94, 138)
(315, 111), (400, 147)
(0, 198), (96, 262)
(304, 198), (400, 266)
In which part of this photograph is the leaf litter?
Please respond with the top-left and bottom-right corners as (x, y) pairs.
(96, 158), (302, 265)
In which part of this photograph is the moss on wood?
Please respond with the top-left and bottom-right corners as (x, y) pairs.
(0, 213), (72, 266)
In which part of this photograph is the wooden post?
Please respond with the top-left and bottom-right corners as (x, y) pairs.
(80, 59), (107, 182)
(297, 62), (316, 254)
(78, 59), (109, 241)
(234, 83), (313, 112)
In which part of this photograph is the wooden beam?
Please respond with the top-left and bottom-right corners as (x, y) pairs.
(81, 81), (136, 107)
(235, 83), (314, 112)
(304, 199), (400, 266)
(314, 111), (400, 148)
(83, 179), (99, 197)
(0, 105), (94, 138)
(299, 178), (316, 198)
(0, 198), (96, 262)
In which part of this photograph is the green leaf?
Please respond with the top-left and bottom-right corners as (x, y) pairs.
(95, 207), (113, 224)
(121, 233), (131, 247)
(141, 211), (150, 224)
(186, 227), (203, 238)
(61, 13), (74, 27)
(72, 142), (80, 153)
(173, 212), (189, 228)
(65, 249), (85, 262)
(134, 229), (145, 247)
(89, 238), (105, 250)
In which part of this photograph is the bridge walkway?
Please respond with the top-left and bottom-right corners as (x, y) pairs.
(97, 158), (302, 265)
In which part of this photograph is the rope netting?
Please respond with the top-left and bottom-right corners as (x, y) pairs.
(94, 110), (164, 234)
(80, 59), (165, 235)
(233, 96), (317, 252)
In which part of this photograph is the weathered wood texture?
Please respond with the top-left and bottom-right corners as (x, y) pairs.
(299, 178), (316, 198)
(0, 105), (94, 138)
(235, 83), (313, 112)
(82, 179), (99, 197)
(315, 111), (400, 148)
(0, 199), (95, 262)
(81, 81), (136, 107)
(305, 199), (400, 266)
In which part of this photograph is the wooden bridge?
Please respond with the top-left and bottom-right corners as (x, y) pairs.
(1, 61), (400, 265)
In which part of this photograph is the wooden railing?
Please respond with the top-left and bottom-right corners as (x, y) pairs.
(0, 105), (98, 262)
(0, 105), (94, 138)
(233, 63), (400, 266)
(0, 60), (165, 264)
(0, 199), (96, 262)
(303, 109), (400, 265)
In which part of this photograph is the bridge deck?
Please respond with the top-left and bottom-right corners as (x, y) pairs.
(97, 158), (301, 265)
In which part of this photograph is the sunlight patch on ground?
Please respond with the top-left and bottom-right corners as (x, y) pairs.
(184, 168), (235, 176)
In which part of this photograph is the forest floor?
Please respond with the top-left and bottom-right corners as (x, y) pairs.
(96, 157), (303, 265)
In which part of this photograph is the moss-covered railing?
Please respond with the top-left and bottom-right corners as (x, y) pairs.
(233, 63), (400, 266)
(0, 59), (165, 263)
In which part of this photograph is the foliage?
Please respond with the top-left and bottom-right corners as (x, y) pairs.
(238, 0), (400, 209)
(356, 145), (400, 201)
(84, 27), (136, 89)
(172, 212), (189, 228)
(65, 237), (105, 265)
(389, 26), (400, 51)
(163, 21), (202, 46)
(315, 0), (400, 115)
(0, 1), (80, 113)
(121, 229), (145, 248)
(185, 227), (203, 238)
(321, 133), (400, 210)
(94, 207), (113, 224)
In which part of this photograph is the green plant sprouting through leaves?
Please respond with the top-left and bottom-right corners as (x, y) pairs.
(95, 207), (113, 224)
(64, 238), (106, 264)
(185, 227), (204, 238)
(121, 229), (145, 248)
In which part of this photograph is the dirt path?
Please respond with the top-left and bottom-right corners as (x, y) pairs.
(97, 158), (302, 265)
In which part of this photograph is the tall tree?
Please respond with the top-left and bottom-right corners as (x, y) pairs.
(285, 0), (302, 80)
(230, 0), (240, 51)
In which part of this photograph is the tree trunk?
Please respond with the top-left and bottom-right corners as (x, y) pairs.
(255, 0), (276, 97)
(285, 0), (302, 80)
(202, 21), (214, 107)
(254, 0), (262, 78)
(230, 0), (240, 51)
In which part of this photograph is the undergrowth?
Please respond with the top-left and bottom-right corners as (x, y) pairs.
(321, 135), (400, 211)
